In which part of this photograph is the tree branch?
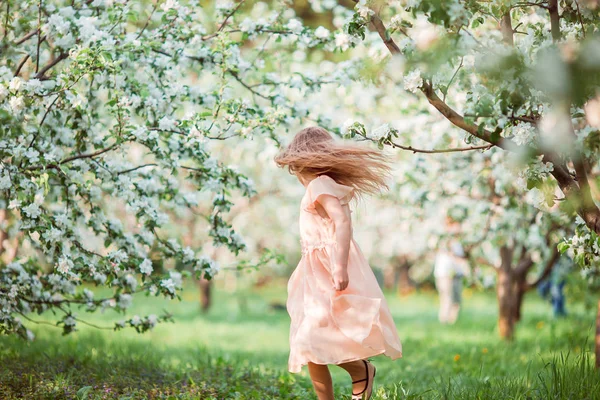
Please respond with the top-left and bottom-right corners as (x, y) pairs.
(117, 163), (158, 175)
(526, 247), (560, 290)
(500, 12), (514, 46)
(136, 1), (159, 39)
(14, 30), (38, 45)
(548, 0), (561, 41)
(14, 54), (30, 77)
(201, 0), (247, 41)
(35, 52), (68, 80)
(573, 0), (586, 39)
(369, 12), (517, 150)
(35, 0), (42, 73)
(385, 138), (493, 154)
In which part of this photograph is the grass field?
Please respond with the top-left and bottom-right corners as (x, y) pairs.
(1, 281), (599, 399)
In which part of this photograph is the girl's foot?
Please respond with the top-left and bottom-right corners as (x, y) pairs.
(351, 360), (376, 400)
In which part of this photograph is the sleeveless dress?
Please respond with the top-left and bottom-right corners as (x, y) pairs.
(287, 175), (403, 373)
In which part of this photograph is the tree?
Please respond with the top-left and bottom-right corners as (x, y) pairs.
(0, 0), (342, 339)
(327, 0), (599, 347)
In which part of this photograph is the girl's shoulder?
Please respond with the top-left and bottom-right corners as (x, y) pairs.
(304, 175), (354, 212)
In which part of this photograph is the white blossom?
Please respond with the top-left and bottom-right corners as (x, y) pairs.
(403, 69), (423, 93)
(22, 203), (42, 219)
(139, 258), (153, 275)
(314, 26), (330, 39)
(370, 124), (392, 141)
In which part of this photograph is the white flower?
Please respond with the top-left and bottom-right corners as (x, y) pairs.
(24, 148), (39, 163)
(130, 315), (141, 326)
(56, 256), (73, 274)
(335, 32), (351, 50)
(0, 173), (11, 189)
(169, 270), (183, 286)
(25, 78), (42, 93)
(286, 19), (303, 34)
(525, 187), (545, 208)
(8, 284), (18, 299)
(118, 294), (132, 309)
(64, 316), (76, 327)
(512, 122), (536, 146)
(124, 274), (138, 290)
(158, 117), (176, 131)
(0, 85), (8, 101)
(182, 247), (195, 262)
(161, 0), (180, 11)
(26, 330), (35, 341)
(83, 288), (94, 301)
(9, 77), (22, 92)
(22, 203), (42, 219)
(240, 18), (257, 33)
(9, 96), (25, 113)
(403, 69), (423, 93)
(147, 314), (158, 327)
(160, 278), (176, 294)
(139, 258), (153, 275)
(109, 249), (128, 263)
(370, 124), (392, 140)
(314, 26), (330, 39)
(357, 5), (374, 19)
(43, 227), (63, 243)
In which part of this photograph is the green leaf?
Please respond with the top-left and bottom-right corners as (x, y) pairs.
(76, 386), (93, 400)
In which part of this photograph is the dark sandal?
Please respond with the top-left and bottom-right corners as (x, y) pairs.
(351, 360), (376, 400)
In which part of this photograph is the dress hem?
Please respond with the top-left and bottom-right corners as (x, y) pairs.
(288, 349), (403, 374)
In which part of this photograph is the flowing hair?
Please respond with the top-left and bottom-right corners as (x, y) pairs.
(274, 126), (391, 196)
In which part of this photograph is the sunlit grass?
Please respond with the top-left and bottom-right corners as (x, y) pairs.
(0, 281), (598, 399)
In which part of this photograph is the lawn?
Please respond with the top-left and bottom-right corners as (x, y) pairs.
(1, 281), (599, 399)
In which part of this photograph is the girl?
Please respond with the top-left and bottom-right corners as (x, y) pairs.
(275, 127), (403, 400)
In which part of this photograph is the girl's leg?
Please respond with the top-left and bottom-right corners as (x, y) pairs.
(307, 362), (334, 400)
(338, 360), (369, 395)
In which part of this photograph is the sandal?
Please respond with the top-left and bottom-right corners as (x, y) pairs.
(351, 360), (376, 400)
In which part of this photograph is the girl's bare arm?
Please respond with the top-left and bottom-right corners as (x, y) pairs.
(317, 195), (352, 291)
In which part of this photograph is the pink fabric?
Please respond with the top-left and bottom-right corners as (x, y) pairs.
(287, 175), (403, 373)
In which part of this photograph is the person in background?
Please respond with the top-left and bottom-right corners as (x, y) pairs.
(538, 255), (570, 317)
(434, 225), (469, 324)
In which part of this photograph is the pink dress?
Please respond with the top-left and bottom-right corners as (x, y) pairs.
(287, 175), (403, 373)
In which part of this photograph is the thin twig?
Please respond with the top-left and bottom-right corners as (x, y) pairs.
(117, 163), (158, 174)
(35, 0), (42, 73)
(14, 30), (37, 45)
(136, 1), (159, 39)
(201, 0), (247, 41)
(35, 52), (68, 79)
(442, 57), (463, 102)
(14, 54), (30, 77)
(574, 0), (586, 39)
(17, 312), (59, 328)
(386, 138), (494, 154)
(230, 71), (270, 100)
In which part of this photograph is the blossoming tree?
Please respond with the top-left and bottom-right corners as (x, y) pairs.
(336, 0), (599, 358)
(0, 0), (348, 339)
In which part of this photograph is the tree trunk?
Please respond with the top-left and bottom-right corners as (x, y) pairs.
(383, 265), (396, 290)
(198, 278), (212, 313)
(397, 258), (414, 296)
(497, 246), (517, 340)
(0, 209), (6, 257)
(596, 299), (600, 368)
(548, 0), (561, 42)
(497, 267), (517, 340)
(514, 280), (526, 322)
(500, 13), (514, 46)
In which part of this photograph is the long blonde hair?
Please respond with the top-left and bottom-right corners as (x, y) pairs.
(274, 127), (391, 195)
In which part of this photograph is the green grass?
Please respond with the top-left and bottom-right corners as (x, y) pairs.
(1, 282), (599, 399)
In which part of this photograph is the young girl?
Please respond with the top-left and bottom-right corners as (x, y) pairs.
(275, 127), (403, 400)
